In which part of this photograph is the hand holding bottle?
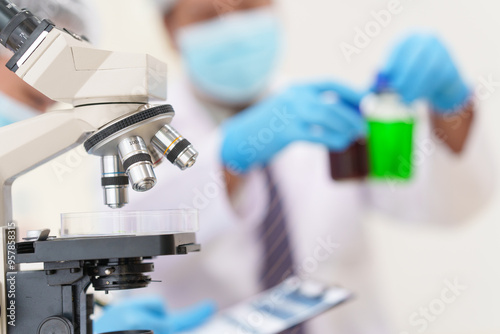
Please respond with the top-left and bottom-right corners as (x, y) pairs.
(381, 33), (470, 113)
(221, 82), (366, 173)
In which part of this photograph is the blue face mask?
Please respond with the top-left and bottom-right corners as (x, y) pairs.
(177, 7), (281, 105)
(0, 92), (40, 127)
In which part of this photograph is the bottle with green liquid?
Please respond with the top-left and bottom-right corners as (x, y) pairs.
(361, 75), (416, 180)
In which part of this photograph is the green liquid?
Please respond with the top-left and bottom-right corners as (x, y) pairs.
(367, 119), (415, 180)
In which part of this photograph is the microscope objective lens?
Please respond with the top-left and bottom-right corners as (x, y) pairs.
(118, 136), (157, 192)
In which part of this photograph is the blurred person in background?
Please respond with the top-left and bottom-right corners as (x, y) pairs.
(94, 0), (496, 333)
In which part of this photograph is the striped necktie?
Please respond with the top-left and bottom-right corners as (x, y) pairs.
(259, 167), (305, 334)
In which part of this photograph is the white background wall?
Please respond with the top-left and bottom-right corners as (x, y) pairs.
(12, 0), (500, 333)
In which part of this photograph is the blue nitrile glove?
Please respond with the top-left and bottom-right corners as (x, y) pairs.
(221, 82), (367, 173)
(94, 296), (216, 334)
(381, 33), (470, 113)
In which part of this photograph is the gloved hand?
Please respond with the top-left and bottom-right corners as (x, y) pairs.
(221, 82), (367, 173)
(381, 33), (470, 113)
(93, 296), (216, 334)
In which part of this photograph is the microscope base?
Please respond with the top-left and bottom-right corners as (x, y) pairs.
(6, 233), (199, 334)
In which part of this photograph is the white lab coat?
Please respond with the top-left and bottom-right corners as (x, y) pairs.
(127, 80), (493, 334)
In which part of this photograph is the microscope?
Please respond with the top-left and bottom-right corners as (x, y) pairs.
(0, 1), (200, 333)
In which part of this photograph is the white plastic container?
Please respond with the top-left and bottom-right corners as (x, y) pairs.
(60, 209), (199, 237)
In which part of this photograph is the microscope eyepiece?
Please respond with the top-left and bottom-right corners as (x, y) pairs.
(118, 136), (157, 192)
(0, 0), (20, 31)
(152, 124), (199, 170)
(0, 1), (41, 53)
